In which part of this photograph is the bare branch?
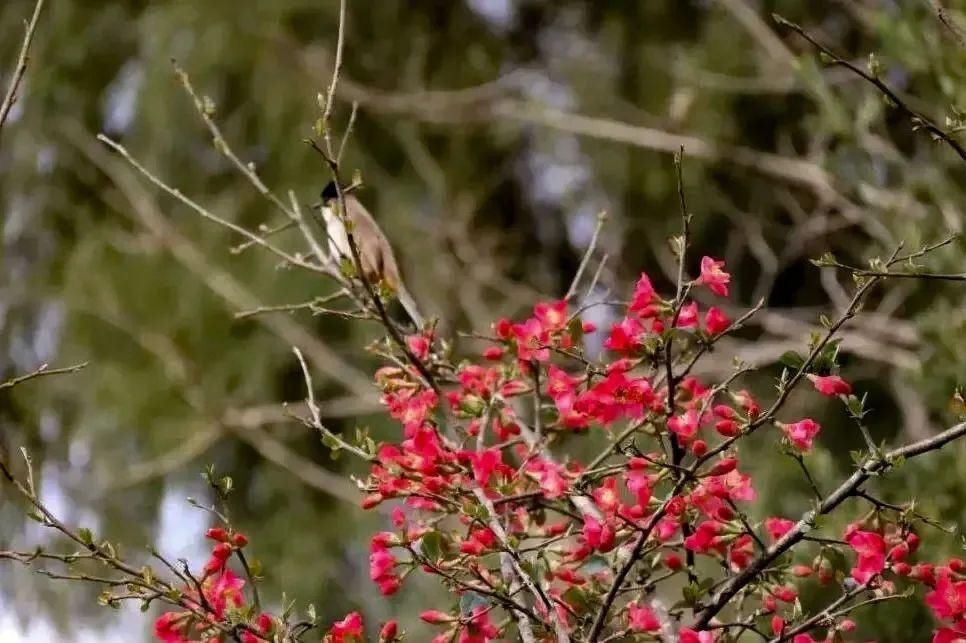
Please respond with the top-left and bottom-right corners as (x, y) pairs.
(0, 0), (45, 141)
(0, 362), (89, 391)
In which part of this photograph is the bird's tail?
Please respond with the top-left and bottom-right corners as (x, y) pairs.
(395, 284), (425, 329)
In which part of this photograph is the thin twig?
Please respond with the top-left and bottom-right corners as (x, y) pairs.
(0, 362), (89, 391)
(97, 134), (328, 275)
(565, 210), (607, 300)
(694, 421), (966, 628)
(0, 0), (46, 140)
(775, 14), (966, 162)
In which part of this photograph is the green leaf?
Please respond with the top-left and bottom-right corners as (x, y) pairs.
(321, 432), (343, 451)
(567, 316), (584, 344)
(78, 527), (93, 545)
(824, 547), (849, 574)
(562, 586), (590, 611)
(779, 351), (806, 370)
(420, 531), (443, 561)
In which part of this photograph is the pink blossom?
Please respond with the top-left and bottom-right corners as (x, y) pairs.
(781, 418), (821, 452)
(704, 306), (730, 335)
(765, 517), (796, 542)
(629, 273), (660, 317)
(846, 529), (886, 583)
(696, 256), (730, 296)
(627, 602), (661, 632)
(807, 374), (852, 397)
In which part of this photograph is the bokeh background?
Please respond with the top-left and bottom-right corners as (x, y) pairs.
(1, 0), (965, 641)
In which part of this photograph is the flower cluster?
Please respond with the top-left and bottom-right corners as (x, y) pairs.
(154, 528), (273, 643)
(139, 254), (960, 643)
(323, 256), (959, 642)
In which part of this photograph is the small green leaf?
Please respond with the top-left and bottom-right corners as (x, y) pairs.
(78, 527), (93, 545)
(567, 316), (584, 344)
(420, 531), (443, 561)
(321, 432), (342, 450)
(779, 351), (806, 370)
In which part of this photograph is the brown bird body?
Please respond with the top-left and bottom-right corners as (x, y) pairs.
(319, 186), (424, 328)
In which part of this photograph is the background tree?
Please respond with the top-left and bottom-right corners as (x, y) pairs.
(1, 0), (964, 641)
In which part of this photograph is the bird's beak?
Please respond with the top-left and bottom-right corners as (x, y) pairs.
(310, 200), (322, 210)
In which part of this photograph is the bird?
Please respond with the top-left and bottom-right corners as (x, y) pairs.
(316, 181), (424, 329)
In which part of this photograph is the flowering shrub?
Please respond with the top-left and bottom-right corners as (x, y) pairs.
(3, 243), (966, 643)
(1, 5), (964, 640)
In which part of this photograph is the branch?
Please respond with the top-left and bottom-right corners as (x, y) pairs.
(694, 421), (966, 628)
(0, 361), (89, 391)
(775, 14), (966, 163)
(0, 0), (45, 140)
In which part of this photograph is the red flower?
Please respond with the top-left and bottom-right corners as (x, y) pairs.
(624, 468), (652, 508)
(493, 317), (513, 340)
(676, 302), (699, 328)
(202, 568), (245, 619)
(680, 627), (716, 643)
(732, 389), (761, 418)
(668, 409), (702, 444)
(205, 527), (228, 542)
(326, 612), (364, 643)
(469, 448), (502, 486)
(582, 516), (616, 552)
(154, 612), (188, 643)
(512, 318), (550, 362)
(406, 333), (431, 360)
(629, 273), (659, 317)
(534, 299), (568, 333)
(684, 520), (725, 554)
(933, 626), (966, 643)
(379, 620), (399, 642)
(528, 459), (569, 499)
(578, 370), (654, 425)
(846, 529), (886, 583)
(765, 517), (795, 542)
(926, 572), (966, 621)
(771, 585), (798, 602)
(604, 316), (644, 353)
(696, 256), (730, 297)
(807, 374), (852, 397)
(704, 306), (730, 336)
(369, 547), (397, 582)
(592, 477), (621, 514)
(780, 418), (821, 452)
(627, 601), (661, 632)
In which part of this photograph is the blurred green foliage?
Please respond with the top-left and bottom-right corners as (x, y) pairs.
(1, 0), (964, 641)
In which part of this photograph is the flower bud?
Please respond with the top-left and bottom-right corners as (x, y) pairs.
(205, 527), (228, 542)
(379, 620), (398, 641)
(420, 610), (453, 624)
(212, 542), (232, 561)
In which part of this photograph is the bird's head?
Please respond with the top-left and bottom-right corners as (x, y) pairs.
(320, 180), (339, 204)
